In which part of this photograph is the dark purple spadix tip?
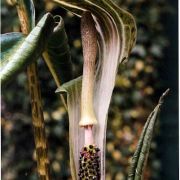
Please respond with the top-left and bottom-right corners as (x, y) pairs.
(78, 144), (100, 180)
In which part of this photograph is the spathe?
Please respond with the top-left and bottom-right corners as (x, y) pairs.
(55, 0), (137, 179)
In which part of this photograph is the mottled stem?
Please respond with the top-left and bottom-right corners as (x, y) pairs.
(16, 2), (50, 179)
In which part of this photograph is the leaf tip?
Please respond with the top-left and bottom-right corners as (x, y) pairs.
(158, 88), (170, 105)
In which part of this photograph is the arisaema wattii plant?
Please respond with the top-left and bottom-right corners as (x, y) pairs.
(1, 0), (169, 180)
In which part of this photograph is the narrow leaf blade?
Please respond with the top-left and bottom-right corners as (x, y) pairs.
(128, 89), (170, 180)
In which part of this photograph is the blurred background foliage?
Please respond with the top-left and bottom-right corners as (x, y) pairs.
(1, 0), (178, 180)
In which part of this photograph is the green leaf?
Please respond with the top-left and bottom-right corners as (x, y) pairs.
(1, 16), (72, 87)
(55, 1), (137, 179)
(0, 13), (55, 86)
(1, 32), (25, 62)
(43, 15), (73, 86)
(128, 89), (170, 180)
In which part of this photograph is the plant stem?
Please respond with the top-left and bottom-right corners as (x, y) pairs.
(16, 2), (50, 179)
(42, 51), (68, 110)
(84, 125), (94, 145)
